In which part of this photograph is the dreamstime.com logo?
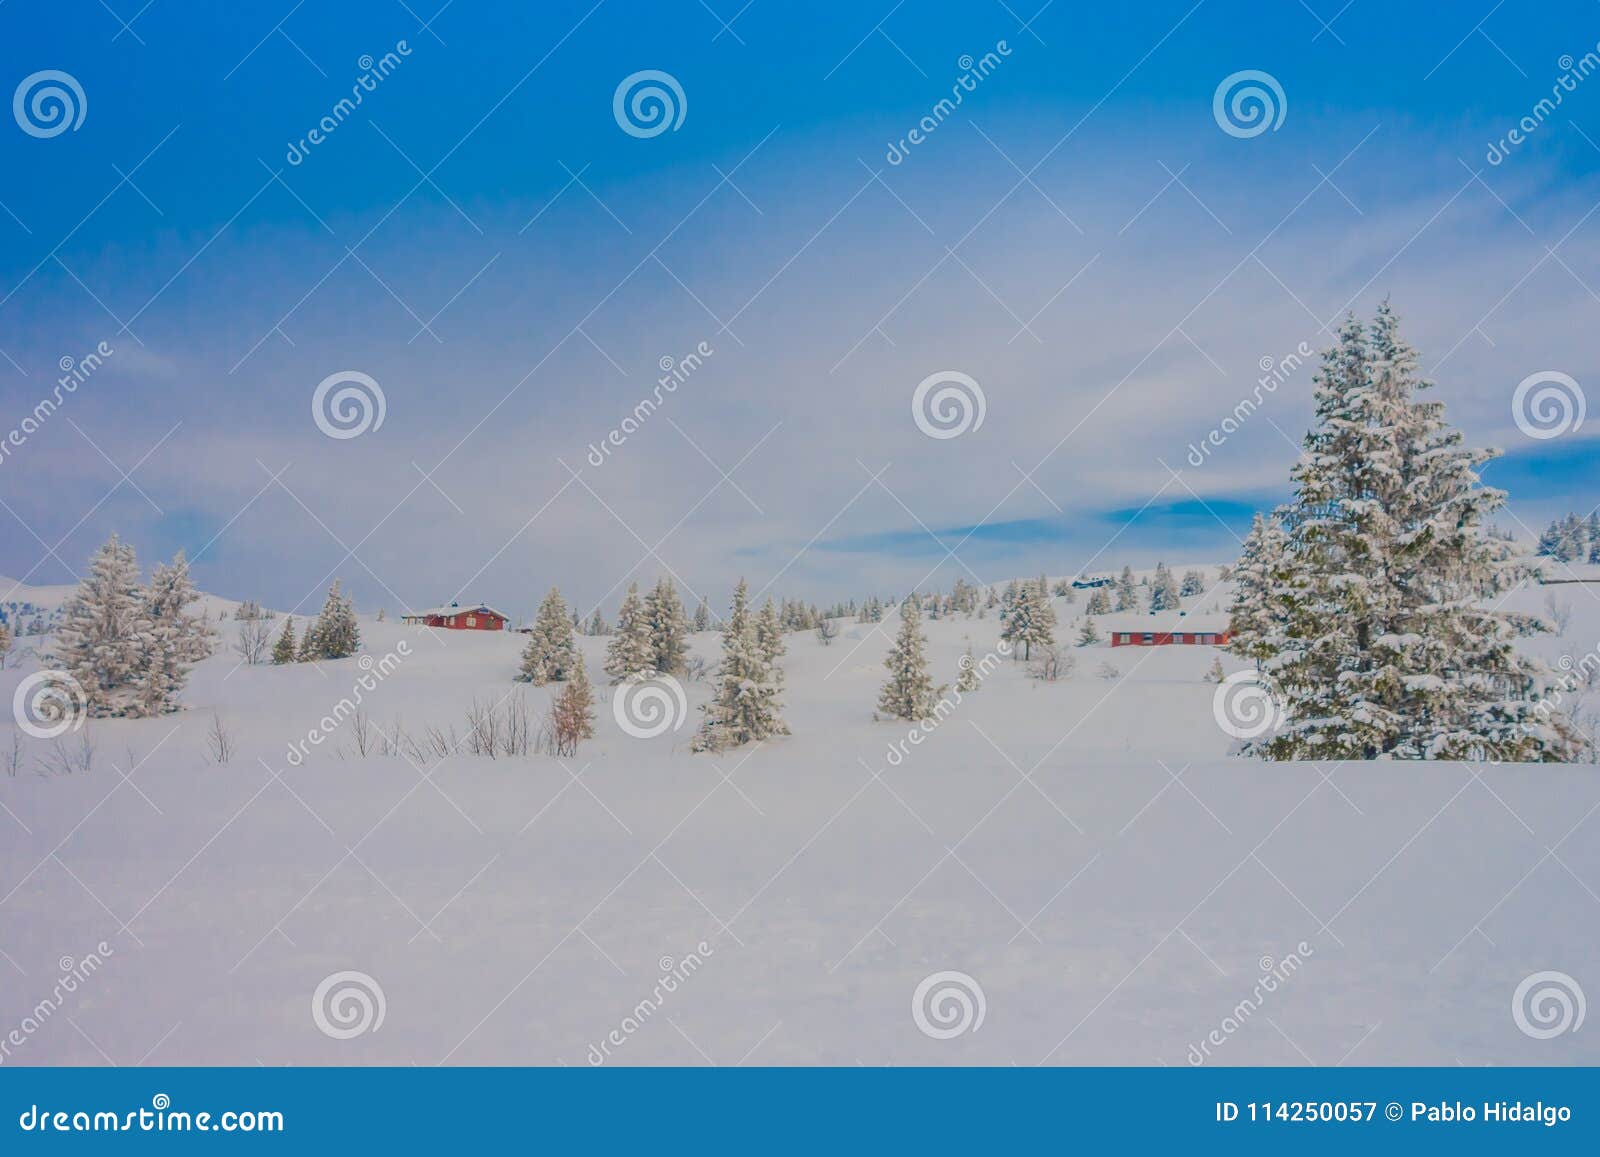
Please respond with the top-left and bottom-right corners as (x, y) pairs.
(612, 672), (688, 739)
(13, 70), (86, 138)
(1212, 669), (1286, 740)
(912, 370), (986, 439)
(912, 970), (986, 1039)
(311, 970), (386, 1039)
(1212, 70), (1286, 138)
(1512, 970), (1585, 1040)
(312, 370), (386, 439)
(1512, 371), (1584, 440)
(613, 70), (686, 138)
(12, 670), (87, 739)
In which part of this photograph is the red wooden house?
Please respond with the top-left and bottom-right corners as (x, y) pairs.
(1100, 611), (1230, 647)
(401, 602), (510, 631)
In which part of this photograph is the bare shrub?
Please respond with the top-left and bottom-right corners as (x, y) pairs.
(1544, 593), (1574, 636)
(40, 730), (94, 775)
(4, 732), (22, 777)
(1096, 661), (1121, 681)
(206, 711), (234, 765)
(684, 654), (708, 683)
(1029, 644), (1073, 682)
(815, 618), (839, 646)
(236, 617), (272, 664)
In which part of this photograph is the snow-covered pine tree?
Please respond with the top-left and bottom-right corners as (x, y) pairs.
(1258, 302), (1580, 761)
(271, 617), (298, 664)
(1227, 513), (1290, 668)
(878, 596), (938, 720)
(0, 619), (11, 669)
(754, 598), (791, 736)
(587, 609), (609, 637)
(1180, 569), (1206, 597)
(605, 582), (655, 683)
(550, 657), (596, 754)
(308, 580), (360, 660)
(1147, 562), (1179, 611)
(1076, 618), (1101, 646)
(1115, 566), (1138, 611)
(54, 534), (147, 716)
(693, 580), (786, 751)
(1001, 578), (1056, 660)
(693, 597), (711, 632)
(1085, 586), (1112, 615)
(520, 587), (579, 683)
(645, 577), (690, 675)
(135, 550), (213, 716)
(956, 644), (979, 692)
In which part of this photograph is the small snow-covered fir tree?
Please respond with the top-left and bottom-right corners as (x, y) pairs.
(54, 534), (147, 716)
(693, 597), (712, 632)
(271, 617), (298, 664)
(586, 609), (609, 636)
(550, 658), (595, 754)
(955, 644), (979, 692)
(1085, 586), (1112, 615)
(645, 577), (690, 675)
(605, 582), (655, 683)
(520, 587), (578, 683)
(693, 580), (787, 752)
(878, 596), (939, 720)
(754, 598), (791, 736)
(1076, 618), (1101, 646)
(1180, 569), (1206, 598)
(1148, 562), (1179, 611)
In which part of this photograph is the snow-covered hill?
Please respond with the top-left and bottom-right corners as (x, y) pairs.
(1, 569), (1597, 1066)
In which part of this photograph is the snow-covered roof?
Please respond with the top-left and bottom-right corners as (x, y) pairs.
(406, 603), (509, 619)
(1093, 610), (1231, 633)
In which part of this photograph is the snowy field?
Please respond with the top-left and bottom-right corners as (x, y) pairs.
(2, 571), (1598, 1067)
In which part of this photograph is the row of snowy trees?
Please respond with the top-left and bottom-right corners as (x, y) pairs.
(54, 535), (214, 718)
(1537, 512), (1600, 565)
(268, 581), (361, 664)
(1227, 302), (1580, 762)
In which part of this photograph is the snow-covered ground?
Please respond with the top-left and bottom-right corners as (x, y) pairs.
(2, 570), (1598, 1066)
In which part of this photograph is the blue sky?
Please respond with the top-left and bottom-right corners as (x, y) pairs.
(2, 0), (1598, 618)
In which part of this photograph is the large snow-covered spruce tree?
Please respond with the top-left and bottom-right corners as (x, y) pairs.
(605, 582), (655, 683)
(55, 534), (147, 716)
(644, 577), (690, 675)
(1232, 302), (1580, 761)
(693, 580), (787, 752)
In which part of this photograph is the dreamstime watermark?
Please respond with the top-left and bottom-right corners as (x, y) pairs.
(885, 42), (1012, 165)
(1212, 669), (1286, 740)
(0, 943), (114, 1064)
(12, 670), (87, 739)
(911, 370), (986, 439)
(612, 671), (688, 739)
(311, 970), (386, 1039)
(17, 1096), (284, 1134)
(912, 970), (986, 1039)
(1186, 943), (1314, 1064)
(882, 640), (1010, 768)
(285, 642), (411, 766)
(586, 942), (714, 1063)
(1512, 970), (1585, 1039)
(285, 43), (412, 165)
(312, 370), (387, 440)
(1212, 70), (1286, 138)
(1486, 46), (1600, 165)
(1512, 371), (1584, 440)
(613, 70), (686, 138)
(13, 70), (85, 138)
(0, 341), (113, 469)
(1186, 341), (1312, 466)
(587, 340), (713, 467)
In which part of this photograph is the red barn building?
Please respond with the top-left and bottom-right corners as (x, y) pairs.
(401, 602), (510, 631)
(1101, 611), (1230, 647)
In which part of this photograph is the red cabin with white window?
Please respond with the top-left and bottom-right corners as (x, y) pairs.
(1099, 611), (1231, 647)
(401, 602), (509, 631)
